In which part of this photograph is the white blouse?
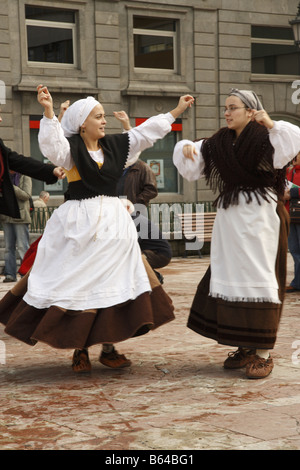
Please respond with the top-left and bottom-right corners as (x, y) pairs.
(173, 120), (300, 303)
(173, 120), (300, 181)
(38, 112), (175, 170)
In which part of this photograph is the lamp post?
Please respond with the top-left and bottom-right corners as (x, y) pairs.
(289, 3), (300, 47)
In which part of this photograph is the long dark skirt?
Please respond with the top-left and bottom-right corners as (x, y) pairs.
(0, 256), (175, 349)
(187, 201), (289, 350)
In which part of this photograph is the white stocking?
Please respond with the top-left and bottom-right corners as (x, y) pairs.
(256, 349), (270, 359)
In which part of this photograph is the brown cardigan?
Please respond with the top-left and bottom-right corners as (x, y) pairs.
(116, 159), (158, 206)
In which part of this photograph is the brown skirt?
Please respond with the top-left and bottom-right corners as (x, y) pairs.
(0, 256), (175, 349)
(187, 200), (289, 350)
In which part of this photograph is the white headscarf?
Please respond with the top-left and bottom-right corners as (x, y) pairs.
(229, 88), (264, 111)
(61, 96), (100, 137)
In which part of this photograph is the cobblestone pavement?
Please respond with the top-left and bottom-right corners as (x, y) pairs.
(0, 254), (300, 451)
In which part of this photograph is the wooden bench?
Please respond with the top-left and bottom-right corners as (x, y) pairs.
(176, 211), (216, 257)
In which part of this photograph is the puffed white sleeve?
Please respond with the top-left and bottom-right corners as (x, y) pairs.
(173, 139), (205, 181)
(125, 112), (175, 167)
(38, 115), (74, 170)
(269, 120), (300, 169)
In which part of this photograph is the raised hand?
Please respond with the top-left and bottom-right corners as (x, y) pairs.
(178, 95), (195, 110)
(113, 110), (131, 130)
(170, 95), (194, 119)
(58, 100), (70, 122)
(37, 84), (54, 119)
(252, 109), (274, 129)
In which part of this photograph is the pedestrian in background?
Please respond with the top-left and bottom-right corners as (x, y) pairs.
(1, 172), (32, 282)
(0, 105), (64, 220)
(33, 190), (50, 209)
(114, 110), (158, 207)
(284, 152), (300, 293)
(0, 103), (64, 280)
(114, 110), (169, 283)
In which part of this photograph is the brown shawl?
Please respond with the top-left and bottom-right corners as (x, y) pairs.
(201, 121), (287, 209)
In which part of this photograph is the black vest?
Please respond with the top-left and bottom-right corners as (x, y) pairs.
(66, 133), (130, 200)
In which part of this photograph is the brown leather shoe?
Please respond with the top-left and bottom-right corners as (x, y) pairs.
(286, 285), (299, 293)
(246, 355), (274, 379)
(99, 347), (132, 368)
(72, 349), (92, 373)
(224, 347), (256, 369)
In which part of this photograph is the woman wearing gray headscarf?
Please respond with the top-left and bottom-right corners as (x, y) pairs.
(0, 85), (194, 373)
(173, 88), (300, 379)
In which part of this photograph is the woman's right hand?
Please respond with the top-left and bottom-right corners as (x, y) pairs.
(252, 109), (274, 129)
(113, 110), (131, 130)
(170, 95), (194, 119)
(37, 84), (54, 119)
(183, 144), (198, 161)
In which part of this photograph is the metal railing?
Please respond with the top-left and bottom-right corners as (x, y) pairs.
(30, 206), (57, 233)
(29, 202), (216, 235)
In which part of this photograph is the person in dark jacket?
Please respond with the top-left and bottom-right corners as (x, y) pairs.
(117, 159), (158, 206)
(132, 212), (172, 284)
(285, 151), (300, 292)
(0, 110), (65, 219)
(114, 110), (158, 206)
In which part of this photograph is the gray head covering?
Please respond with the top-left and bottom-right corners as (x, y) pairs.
(61, 96), (100, 137)
(229, 88), (263, 110)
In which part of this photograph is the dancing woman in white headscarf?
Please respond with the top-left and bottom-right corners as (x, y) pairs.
(0, 85), (194, 372)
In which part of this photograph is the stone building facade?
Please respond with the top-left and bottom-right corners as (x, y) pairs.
(1, 0), (300, 205)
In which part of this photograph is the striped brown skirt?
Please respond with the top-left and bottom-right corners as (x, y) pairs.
(0, 256), (175, 349)
(187, 201), (289, 350)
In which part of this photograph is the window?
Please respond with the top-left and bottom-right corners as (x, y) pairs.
(251, 26), (300, 75)
(136, 118), (181, 193)
(25, 6), (77, 67)
(29, 116), (67, 195)
(133, 16), (177, 71)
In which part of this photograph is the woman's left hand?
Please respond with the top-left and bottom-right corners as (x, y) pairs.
(252, 109), (274, 129)
(170, 95), (195, 119)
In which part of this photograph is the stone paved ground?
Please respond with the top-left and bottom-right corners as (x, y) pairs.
(0, 254), (300, 451)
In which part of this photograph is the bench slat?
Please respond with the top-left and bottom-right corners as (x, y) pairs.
(176, 212), (216, 243)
